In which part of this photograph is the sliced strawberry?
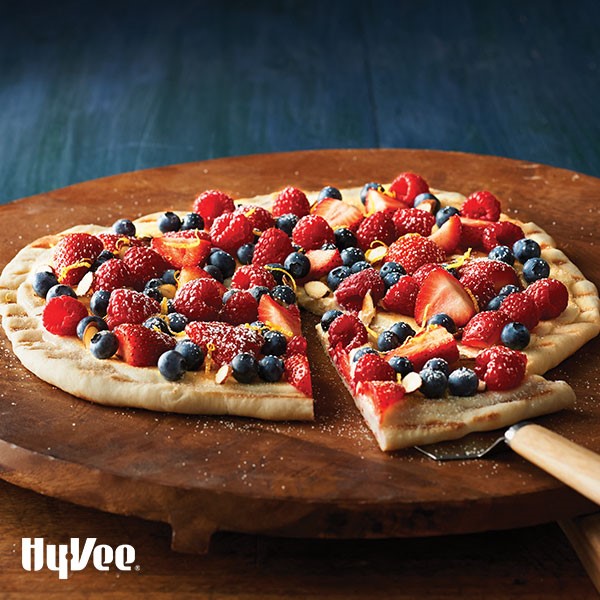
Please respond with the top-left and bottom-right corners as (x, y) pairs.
(284, 354), (312, 397)
(380, 275), (419, 316)
(285, 335), (308, 357)
(97, 233), (146, 254)
(177, 265), (214, 288)
(257, 294), (302, 338)
(429, 214), (462, 254)
(459, 272), (496, 309)
(304, 248), (343, 280)
(364, 188), (411, 215)
(52, 233), (104, 285)
(151, 230), (212, 269)
(353, 353), (396, 384)
(385, 325), (459, 371)
(414, 269), (477, 327)
(458, 217), (490, 251)
(357, 381), (406, 425)
(113, 323), (176, 367)
(386, 234), (446, 275)
(412, 263), (446, 287)
(461, 311), (511, 348)
(311, 197), (364, 230)
(459, 259), (520, 294)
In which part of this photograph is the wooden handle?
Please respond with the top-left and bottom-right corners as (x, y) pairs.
(506, 423), (600, 505)
(560, 513), (600, 594)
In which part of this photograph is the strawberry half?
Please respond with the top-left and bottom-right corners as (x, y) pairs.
(386, 325), (459, 371)
(364, 188), (411, 215)
(429, 214), (462, 254)
(461, 311), (511, 348)
(52, 233), (104, 285)
(357, 381), (406, 426)
(458, 217), (490, 251)
(151, 230), (212, 269)
(414, 269), (477, 327)
(311, 197), (364, 230)
(305, 248), (343, 280)
(284, 354), (312, 397)
(459, 259), (520, 294)
(257, 294), (302, 338)
(113, 323), (176, 367)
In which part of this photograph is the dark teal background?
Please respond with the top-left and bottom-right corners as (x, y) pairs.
(1, 0), (599, 203)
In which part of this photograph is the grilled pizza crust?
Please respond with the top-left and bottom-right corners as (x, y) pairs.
(0, 224), (314, 421)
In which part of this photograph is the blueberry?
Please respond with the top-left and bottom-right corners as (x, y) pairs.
(523, 257), (550, 283)
(388, 356), (414, 377)
(157, 211), (182, 233)
(377, 330), (401, 352)
(174, 340), (204, 370)
(209, 250), (236, 279)
(448, 367), (479, 397)
(237, 243), (255, 265)
(32, 271), (59, 298)
(389, 321), (416, 344)
(46, 284), (76, 301)
(231, 353), (258, 383)
(89, 330), (119, 359)
(143, 316), (170, 334)
(283, 252), (311, 279)
(321, 242), (337, 251)
(275, 213), (298, 236)
(204, 264), (224, 282)
(91, 250), (115, 271)
(145, 277), (165, 291)
(435, 206), (460, 228)
(488, 245), (515, 266)
(76, 315), (108, 340)
(382, 270), (403, 288)
(222, 289), (238, 304)
(351, 260), (372, 274)
(90, 290), (111, 317)
(419, 368), (448, 398)
(264, 263), (288, 285)
(318, 185), (343, 201)
(444, 266), (460, 279)
(379, 261), (406, 279)
(144, 287), (164, 302)
(426, 313), (457, 334)
(327, 266), (352, 291)
(249, 285), (270, 302)
(158, 350), (187, 381)
(501, 322), (530, 350)
(258, 355), (285, 382)
(360, 182), (383, 205)
(422, 357), (450, 376)
(513, 238), (541, 263)
(320, 309), (342, 332)
(334, 228), (358, 250)
(262, 330), (287, 356)
(167, 312), (188, 333)
(180, 212), (204, 231)
(413, 192), (441, 213)
(250, 320), (266, 330)
(340, 247), (365, 267)
(113, 218), (136, 236)
(352, 346), (379, 362)
(499, 284), (520, 296)
(271, 285), (296, 305)
(485, 295), (506, 311)
(162, 269), (179, 286)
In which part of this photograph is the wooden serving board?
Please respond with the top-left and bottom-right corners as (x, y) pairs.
(0, 149), (598, 553)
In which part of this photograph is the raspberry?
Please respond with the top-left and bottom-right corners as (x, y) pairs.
(356, 212), (396, 250)
(231, 265), (277, 290)
(389, 172), (430, 204)
(292, 215), (335, 251)
(354, 353), (396, 384)
(327, 313), (368, 351)
(272, 186), (310, 218)
(52, 233), (104, 285)
(123, 246), (171, 291)
(105, 289), (161, 329)
(386, 234), (445, 274)
(459, 273), (496, 309)
(222, 290), (259, 325)
(186, 321), (263, 367)
(193, 190), (235, 228)
(459, 259), (520, 293)
(252, 227), (294, 267)
(461, 190), (501, 221)
(499, 292), (540, 330)
(412, 263), (445, 287)
(209, 212), (254, 255)
(173, 278), (224, 322)
(381, 275), (419, 316)
(524, 278), (569, 320)
(234, 204), (275, 232)
(93, 259), (134, 292)
(392, 208), (435, 237)
(97, 233), (145, 254)
(482, 221), (525, 252)
(42, 296), (89, 336)
(284, 353), (312, 397)
(462, 311), (511, 348)
(285, 335), (308, 357)
(475, 345), (527, 391)
(113, 323), (176, 367)
(334, 268), (386, 311)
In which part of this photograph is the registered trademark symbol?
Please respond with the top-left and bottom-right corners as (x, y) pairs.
(134, 564), (141, 572)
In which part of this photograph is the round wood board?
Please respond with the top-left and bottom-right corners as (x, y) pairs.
(0, 149), (598, 553)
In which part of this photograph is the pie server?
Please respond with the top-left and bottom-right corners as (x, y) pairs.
(414, 421), (600, 505)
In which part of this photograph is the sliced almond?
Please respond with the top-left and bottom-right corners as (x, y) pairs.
(477, 379), (487, 392)
(365, 245), (388, 264)
(215, 364), (231, 384)
(83, 325), (100, 348)
(358, 292), (376, 326)
(304, 280), (330, 299)
(402, 371), (423, 394)
(76, 271), (94, 296)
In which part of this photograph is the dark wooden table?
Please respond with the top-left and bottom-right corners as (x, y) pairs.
(1, 2), (600, 597)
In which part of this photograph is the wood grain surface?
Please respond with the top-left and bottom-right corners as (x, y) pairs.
(0, 149), (598, 569)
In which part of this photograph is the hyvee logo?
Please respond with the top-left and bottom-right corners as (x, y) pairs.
(22, 537), (136, 579)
